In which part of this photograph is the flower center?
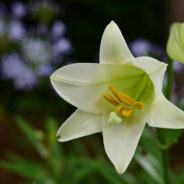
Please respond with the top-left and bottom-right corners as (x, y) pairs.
(104, 85), (144, 124)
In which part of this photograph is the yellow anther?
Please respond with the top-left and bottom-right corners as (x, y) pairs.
(103, 95), (119, 106)
(135, 102), (144, 109)
(109, 85), (144, 110)
(104, 85), (144, 119)
(109, 85), (123, 103)
(109, 85), (136, 106)
(120, 108), (133, 117)
(115, 104), (123, 113)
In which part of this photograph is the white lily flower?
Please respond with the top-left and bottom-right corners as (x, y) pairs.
(50, 21), (184, 174)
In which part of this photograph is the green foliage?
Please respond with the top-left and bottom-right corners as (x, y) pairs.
(0, 117), (141, 183)
(1, 116), (184, 183)
(158, 129), (182, 149)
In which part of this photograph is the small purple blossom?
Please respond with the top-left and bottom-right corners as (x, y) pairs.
(8, 20), (26, 40)
(173, 61), (184, 73)
(130, 39), (165, 61)
(2, 53), (37, 89)
(51, 21), (65, 39)
(12, 2), (27, 18)
(130, 39), (152, 56)
(0, 2), (73, 90)
(53, 38), (72, 57)
(14, 69), (37, 89)
(37, 64), (53, 76)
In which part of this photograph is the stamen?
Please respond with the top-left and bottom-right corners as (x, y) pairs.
(109, 85), (136, 106)
(109, 85), (144, 110)
(135, 102), (144, 109)
(109, 85), (123, 103)
(120, 108), (133, 117)
(103, 95), (119, 106)
(104, 85), (144, 119)
(115, 104), (123, 113)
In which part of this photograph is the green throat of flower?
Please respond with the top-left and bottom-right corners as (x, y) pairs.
(104, 85), (145, 124)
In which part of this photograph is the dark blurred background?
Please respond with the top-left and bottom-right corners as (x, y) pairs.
(0, 0), (184, 183)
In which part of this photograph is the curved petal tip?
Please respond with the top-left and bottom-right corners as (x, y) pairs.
(115, 163), (127, 174)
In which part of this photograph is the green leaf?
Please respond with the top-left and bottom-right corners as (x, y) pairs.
(135, 153), (164, 184)
(158, 129), (182, 148)
(96, 162), (134, 184)
(0, 154), (53, 184)
(176, 169), (184, 184)
(16, 116), (48, 158)
(46, 117), (64, 182)
(140, 127), (161, 159)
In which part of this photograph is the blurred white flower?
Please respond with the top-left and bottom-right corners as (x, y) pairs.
(22, 38), (52, 65)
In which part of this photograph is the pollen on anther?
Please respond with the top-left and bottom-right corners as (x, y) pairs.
(104, 94), (119, 106)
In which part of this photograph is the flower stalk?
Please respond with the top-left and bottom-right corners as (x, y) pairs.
(165, 57), (173, 100)
(159, 57), (174, 184)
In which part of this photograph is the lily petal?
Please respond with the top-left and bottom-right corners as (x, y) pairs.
(133, 56), (167, 95)
(57, 109), (102, 142)
(100, 21), (133, 64)
(51, 63), (145, 113)
(102, 114), (146, 174)
(148, 94), (184, 128)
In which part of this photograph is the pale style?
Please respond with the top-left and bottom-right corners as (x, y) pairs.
(50, 21), (184, 174)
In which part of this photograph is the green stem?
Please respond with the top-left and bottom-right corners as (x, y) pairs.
(157, 129), (171, 184)
(165, 58), (173, 100)
(162, 149), (171, 184)
(159, 57), (173, 184)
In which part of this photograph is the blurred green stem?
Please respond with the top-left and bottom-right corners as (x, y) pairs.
(165, 58), (173, 99)
(162, 149), (170, 184)
(159, 58), (173, 184)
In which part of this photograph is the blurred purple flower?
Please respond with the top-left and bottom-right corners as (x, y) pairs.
(8, 20), (26, 40)
(14, 70), (37, 89)
(37, 64), (53, 76)
(53, 38), (72, 57)
(51, 21), (65, 39)
(2, 53), (37, 89)
(173, 61), (184, 73)
(130, 39), (152, 56)
(12, 2), (27, 18)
